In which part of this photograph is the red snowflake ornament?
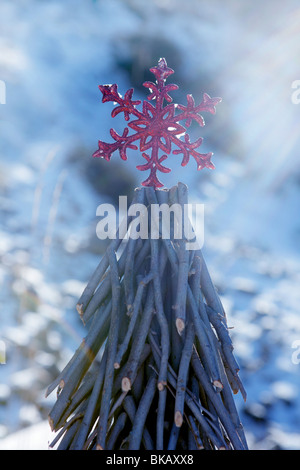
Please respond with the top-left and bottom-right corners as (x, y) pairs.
(93, 58), (221, 188)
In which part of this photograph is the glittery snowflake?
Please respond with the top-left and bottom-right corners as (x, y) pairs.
(93, 58), (221, 188)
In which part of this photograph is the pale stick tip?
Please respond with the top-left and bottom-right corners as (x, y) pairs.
(174, 411), (183, 428)
(157, 380), (167, 391)
(175, 318), (185, 336)
(213, 379), (223, 391)
(48, 415), (54, 432)
(126, 305), (133, 317)
(76, 303), (84, 315)
(121, 377), (131, 392)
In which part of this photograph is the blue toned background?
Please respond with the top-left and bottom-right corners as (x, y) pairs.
(0, 0), (300, 449)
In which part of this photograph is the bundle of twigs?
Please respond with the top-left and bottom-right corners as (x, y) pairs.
(46, 182), (247, 450)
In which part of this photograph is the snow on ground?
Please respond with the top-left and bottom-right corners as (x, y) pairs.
(0, 420), (52, 450)
(1, 0), (300, 450)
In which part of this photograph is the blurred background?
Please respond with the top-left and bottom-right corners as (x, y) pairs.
(0, 0), (300, 450)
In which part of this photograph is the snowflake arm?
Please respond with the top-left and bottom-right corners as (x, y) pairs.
(93, 58), (221, 188)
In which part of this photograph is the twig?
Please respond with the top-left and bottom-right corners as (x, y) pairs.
(149, 331), (216, 421)
(80, 246), (126, 325)
(191, 349), (246, 450)
(121, 285), (155, 392)
(150, 353), (225, 450)
(123, 235), (139, 313)
(123, 395), (154, 450)
(174, 319), (194, 427)
(49, 410), (84, 449)
(114, 272), (153, 369)
(149, 236), (169, 391)
(198, 250), (226, 319)
(134, 238), (151, 274)
(97, 246), (122, 450)
(57, 418), (82, 450)
(62, 299), (111, 387)
(205, 303), (240, 376)
(48, 300), (111, 431)
(187, 415), (204, 450)
(113, 344), (150, 395)
(173, 183), (190, 335)
(170, 265), (183, 372)
(55, 371), (96, 427)
(161, 237), (223, 389)
(72, 348), (108, 450)
(106, 412), (127, 450)
(128, 372), (157, 450)
(156, 387), (167, 450)
(167, 422), (180, 450)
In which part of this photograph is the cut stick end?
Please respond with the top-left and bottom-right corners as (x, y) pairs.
(114, 362), (120, 370)
(76, 303), (84, 316)
(96, 444), (104, 450)
(48, 415), (54, 432)
(59, 379), (65, 390)
(76, 303), (86, 325)
(121, 377), (132, 392)
(174, 411), (183, 428)
(175, 318), (185, 336)
(157, 381), (166, 391)
(126, 305), (133, 317)
(213, 379), (223, 391)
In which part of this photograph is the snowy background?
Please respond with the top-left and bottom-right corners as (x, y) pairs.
(1, 0), (300, 450)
